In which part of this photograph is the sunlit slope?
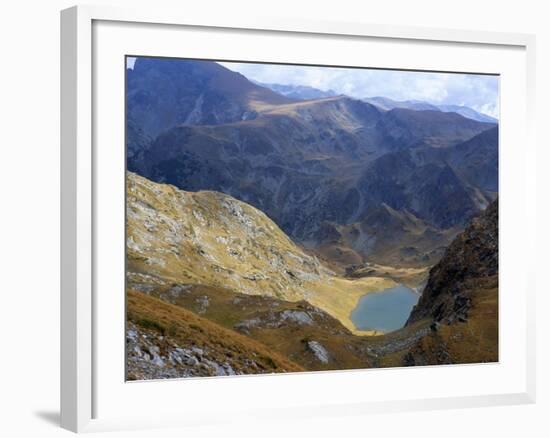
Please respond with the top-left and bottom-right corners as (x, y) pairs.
(127, 172), (395, 332)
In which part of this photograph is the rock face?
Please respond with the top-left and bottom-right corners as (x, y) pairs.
(307, 341), (330, 364)
(407, 199), (498, 325)
(126, 58), (498, 267)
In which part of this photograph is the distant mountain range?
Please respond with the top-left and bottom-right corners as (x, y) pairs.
(254, 82), (497, 123)
(253, 81), (338, 100)
(127, 58), (498, 268)
(363, 96), (498, 123)
(437, 104), (497, 124)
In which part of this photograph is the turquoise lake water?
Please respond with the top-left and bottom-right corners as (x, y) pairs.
(350, 285), (419, 333)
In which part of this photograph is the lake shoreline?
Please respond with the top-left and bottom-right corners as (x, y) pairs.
(350, 284), (420, 334)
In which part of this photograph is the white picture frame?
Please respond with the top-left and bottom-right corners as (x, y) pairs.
(60, 4), (537, 433)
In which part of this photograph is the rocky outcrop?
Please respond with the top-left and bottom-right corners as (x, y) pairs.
(126, 171), (333, 300)
(306, 341), (330, 364)
(127, 322), (238, 379)
(407, 199), (498, 325)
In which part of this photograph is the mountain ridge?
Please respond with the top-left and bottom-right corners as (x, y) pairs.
(255, 82), (497, 123)
(127, 58), (295, 144)
(363, 96), (497, 123)
(253, 80), (339, 100)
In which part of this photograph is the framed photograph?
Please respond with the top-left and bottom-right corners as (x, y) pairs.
(61, 5), (536, 432)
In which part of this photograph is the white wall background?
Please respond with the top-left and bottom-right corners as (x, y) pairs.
(0, 1), (547, 437)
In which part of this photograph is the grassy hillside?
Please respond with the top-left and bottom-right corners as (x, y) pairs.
(127, 290), (303, 379)
(135, 282), (392, 371)
(404, 277), (498, 365)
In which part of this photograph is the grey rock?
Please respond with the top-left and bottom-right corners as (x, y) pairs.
(279, 310), (314, 325)
(307, 341), (330, 364)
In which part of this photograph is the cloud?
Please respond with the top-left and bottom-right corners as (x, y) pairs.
(127, 57), (136, 69)
(220, 61), (499, 118)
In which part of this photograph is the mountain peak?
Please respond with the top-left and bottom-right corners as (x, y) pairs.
(127, 58), (294, 138)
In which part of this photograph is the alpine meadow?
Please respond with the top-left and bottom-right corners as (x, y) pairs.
(125, 57), (499, 380)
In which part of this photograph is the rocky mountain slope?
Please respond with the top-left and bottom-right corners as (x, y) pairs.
(446, 126), (499, 193)
(127, 290), (302, 379)
(407, 199), (498, 324)
(127, 172), (395, 333)
(126, 58), (294, 161)
(402, 199), (499, 365)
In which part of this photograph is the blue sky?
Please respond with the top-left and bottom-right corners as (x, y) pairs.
(127, 57), (499, 118)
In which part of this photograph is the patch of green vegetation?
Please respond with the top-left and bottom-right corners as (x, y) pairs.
(134, 317), (166, 334)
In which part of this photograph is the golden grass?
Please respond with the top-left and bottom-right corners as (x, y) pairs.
(348, 263), (430, 288)
(128, 290), (304, 373)
(254, 96), (342, 113)
(306, 276), (396, 335)
(434, 278), (498, 363)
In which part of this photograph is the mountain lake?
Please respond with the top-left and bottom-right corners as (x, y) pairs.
(351, 285), (420, 333)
